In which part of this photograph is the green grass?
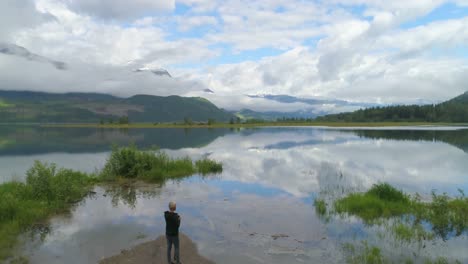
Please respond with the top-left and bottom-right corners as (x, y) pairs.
(342, 241), (461, 264)
(314, 198), (327, 216)
(0, 162), (94, 260)
(335, 183), (412, 222)
(0, 100), (13, 108)
(343, 241), (388, 264)
(100, 146), (223, 182)
(334, 183), (468, 240)
(196, 158), (223, 175)
(392, 222), (434, 243)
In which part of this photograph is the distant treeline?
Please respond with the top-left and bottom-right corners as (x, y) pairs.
(316, 92), (468, 123)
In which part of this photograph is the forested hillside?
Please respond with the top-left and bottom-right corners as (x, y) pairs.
(0, 90), (233, 123)
(316, 92), (468, 122)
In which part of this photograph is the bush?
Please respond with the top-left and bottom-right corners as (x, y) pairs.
(367, 183), (409, 203)
(100, 146), (223, 182)
(26, 161), (91, 205)
(0, 161), (93, 260)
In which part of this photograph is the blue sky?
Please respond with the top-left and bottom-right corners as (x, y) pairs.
(0, 0), (468, 112)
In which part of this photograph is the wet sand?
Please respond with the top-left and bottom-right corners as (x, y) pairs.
(99, 233), (215, 264)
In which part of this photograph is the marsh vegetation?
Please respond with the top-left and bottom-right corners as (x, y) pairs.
(333, 183), (468, 240)
(0, 162), (94, 260)
(100, 146), (223, 182)
(315, 183), (468, 263)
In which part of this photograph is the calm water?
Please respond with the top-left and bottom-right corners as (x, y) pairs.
(2, 126), (468, 263)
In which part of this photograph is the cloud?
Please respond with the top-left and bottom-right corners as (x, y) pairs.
(0, 0), (467, 112)
(0, 0), (54, 41)
(0, 54), (201, 97)
(177, 15), (218, 32)
(61, 0), (175, 21)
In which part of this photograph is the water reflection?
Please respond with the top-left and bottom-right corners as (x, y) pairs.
(5, 126), (468, 263)
(0, 126), (232, 155)
(19, 179), (332, 264)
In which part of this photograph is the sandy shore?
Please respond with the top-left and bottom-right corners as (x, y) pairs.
(99, 233), (215, 264)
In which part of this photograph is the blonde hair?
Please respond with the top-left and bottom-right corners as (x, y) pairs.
(169, 201), (176, 211)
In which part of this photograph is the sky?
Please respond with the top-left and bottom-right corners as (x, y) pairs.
(0, 0), (468, 112)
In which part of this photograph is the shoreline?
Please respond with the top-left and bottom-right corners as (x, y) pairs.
(99, 233), (215, 264)
(40, 122), (468, 129)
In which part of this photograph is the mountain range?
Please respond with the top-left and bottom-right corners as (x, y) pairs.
(0, 90), (233, 123)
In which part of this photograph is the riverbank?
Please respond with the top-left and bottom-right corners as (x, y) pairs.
(41, 121), (468, 129)
(99, 233), (215, 264)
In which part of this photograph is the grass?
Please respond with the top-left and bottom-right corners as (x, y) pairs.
(343, 241), (388, 264)
(392, 222), (434, 243)
(0, 162), (94, 260)
(335, 183), (411, 221)
(342, 241), (461, 264)
(196, 158), (223, 175)
(0, 100), (13, 108)
(100, 146), (223, 182)
(334, 183), (468, 240)
(314, 198), (327, 216)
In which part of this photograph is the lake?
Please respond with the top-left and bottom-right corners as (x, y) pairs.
(2, 126), (468, 263)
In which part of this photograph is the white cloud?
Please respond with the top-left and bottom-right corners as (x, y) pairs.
(0, 0), (467, 111)
(0, 0), (53, 41)
(61, 0), (175, 21)
(177, 15), (218, 31)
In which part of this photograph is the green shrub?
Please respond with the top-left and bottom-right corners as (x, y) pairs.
(367, 183), (409, 203)
(0, 162), (92, 261)
(100, 146), (221, 182)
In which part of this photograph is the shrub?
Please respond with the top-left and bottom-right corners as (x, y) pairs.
(0, 161), (93, 261)
(367, 183), (409, 203)
(100, 146), (222, 182)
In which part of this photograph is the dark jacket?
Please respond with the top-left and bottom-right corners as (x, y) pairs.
(164, 211), (180, 236)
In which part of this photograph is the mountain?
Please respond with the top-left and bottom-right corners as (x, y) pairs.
(0, 90), (233, 123)
(0, 42), (67, 70)
(133, 67), (172, 77)
(240, 94), (378, 120)
(247, 94), (377, 108)
(234, 109), (324, 121)
(316, 91), (468, 122)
